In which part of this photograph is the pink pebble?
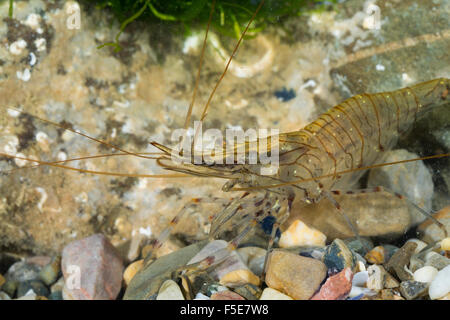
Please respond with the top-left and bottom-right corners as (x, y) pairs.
(211, 290), (245, 300)
(311, 267), (353, 300)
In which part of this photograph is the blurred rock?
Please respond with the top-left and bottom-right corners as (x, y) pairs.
(399, 280), (428, 300)
(38, 255), (61, 286)
(260, 288), (293, 300)
(418, 206), (450, 243)
(429, 265), (450, 300)
(211, 290), (245, 300)
(424, 252), (450, 270)
(233, 283), (262, 300)
(156, 280), (184, 300)
(123, 259), (144, 287)
(61, 234), (124, 300)
(413, 266), (438, 283)
(17, 280), (49, 298)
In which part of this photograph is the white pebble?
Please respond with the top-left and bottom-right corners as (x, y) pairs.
(194, 292), (210, 300)
(349, 286), (377, 298)
(9, 39), (27, 55)
(367, 265), (385, 291)
(156, 280), (185, 300)
(441, 238), (450, 251)
(34, 38), (46, 51)
(279, 219), (326, 248)
(260, 288), (293, 300)
(413, 266), (438, 283)
(29, 52), (37, 66)
(24, 13), (41, 29)
(16, 69), (31, 82)
(375, 64), (385, 71)
(429, 265), (450, 300)
(14, 153), (28, 167)
(352, 271), (369, 287)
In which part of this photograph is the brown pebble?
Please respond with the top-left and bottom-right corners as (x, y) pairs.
(211, 290), (245, 300)
(365, 246), (385, 264)
(384, 242), (417, 281)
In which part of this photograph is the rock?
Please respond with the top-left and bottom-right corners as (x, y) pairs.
(0, 274), (4, 289)
(348, 286), (377, 299)
(406, 239), (428, 254)
(384, 241), (417, 281)
(124, 240), (207, 300)
(194, 292), (210, 300)
(424, 252), (450, 270)
(50, 277), (64, 293)
(260, 288), (293, 300)
(38, 255), (61, 286)
(184, 273), (215, 297)
(211, 290), (245, 300)
(413, 266), (438, 283)
(248, 255), (266, 277)
(367, 265), (387, 291)
(418, 206), (450, 243)
(237, 247), (266, 265)
(399, 280), (428, 300)
(323, 239), (357, 272)
(441, 237), (450, 251)
(17, 280), (49, 298)
(384, 272), (400, 289)
(219, 269), (260, 288)
(48, 291), (63, 300)
(2, 280), (17, 298)
(343, 237), (373, 256)
(0, 291), (11, 300)
(265, 250), (327, 300)
(409, 255), (425, 273)
(379, 289), (405, 300)
(382, 245), (399, 262)
(123, 259), (144, 286)
(61, 233), (124, 300)
(368, 149), (434, 226)
(365, 246), (386, 264)
(287, 190), (412, 239)
(200, 283), (229, 297)
(279, 219), (326, 248)
(429, 265), (450, 300)
(352, 271), (368, 287)
(311, 268), (353, 300)
(5, 261), (41, 282)
(233, 283), (262, 300)
(156, 280), (185, 300)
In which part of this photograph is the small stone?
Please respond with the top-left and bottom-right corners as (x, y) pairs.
(349, 286), (377, 299)
(0, 291), (11, 300)
(265, 250), (327, 300)
(248, 255), (266, 277)
(323, 239), (357, 272)
(260, 288), (293, 300)
(311, 267), (353, 300)
(219, 269), (260, 288)
(384, 272), (400, 289)
(6, 261), (41, 282)
(352, 271), (368, 287)
(236, 247), (266, 265)
(344, 237), (374, 256)
(38, 256), (61, 286)
(279, 219), (326, 248)
(0, 274), (5, 289)
(418, 206), (450, 243)
(438, 293), (450, 300)
(441, 237), (450, 251)
(61, 233), (124, 300)
(17, 280), (49, 298)
(429, 265), (450, 300)
(123, 259), (144, 286)
(379, 289), (404, 300)
(194, 292), (210, 300)
(2, 280), (17, 298)
(50, 277), (64, 293)
(156, 280), (185, 300)
(211, 290), (245, 300)
(399, 280), (428, 300)
(201, 283), (228, 297)
(365, 246), (385, 264)
(367, 265), (386, 291)
(384, 241), (417, 281)
(233, 283), (262, 300)
(406, 239), (428, 254)
(48, 291), (63, 300)
(425, 252), (450, 270)
(413, 266), (438, 283)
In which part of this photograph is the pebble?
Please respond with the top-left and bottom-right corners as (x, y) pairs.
(418, 206), (450, 243)
(278, 219), (326, 248)
(428, 265), (450, 300)
(344, 237), (374, 256)
(219, 269), (260, 288)
(406, 239), (428, 254)
(384, 241), (417, 281)
(248, 255), (266, 277)
(399, 280), (428, 300)
(367, 265), (386, 291)
(352, 271), (368, 287)
(413, 266), (438, 283)
(5, 261), (41, 282)
(50, 277), (64, 293)
(379, 289), (404, 300)
(17, 280), (49, 298)
(233, 283), (262, 300)
(156, 280), (185, 300)
(201, 283), (228, 297)
(0, 291), (11, 300)
(211, 290), (245, 300)
(323, 239), (357, 272)
(38, 255), (61, 286)
(348, 286), (377, 299)
(48, 291), (63, 300)
(237, 247), (267, 276)
(384, 272), (400, 289)
(2, 280), (17, 298)
(367, 149), (434, 226)
(265, 250), (327, 300)
(365, 246), (385, 264)
(424, 252), (450, 270)
(61, 233), (124, 300)
(441, 237), (450, 251)
(194, 292), (210, 300)
(123, 259), (144, 286)
(260, 288), (293, 300)
(311, 267), (353, 300)
(124, 240), (207, 300)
